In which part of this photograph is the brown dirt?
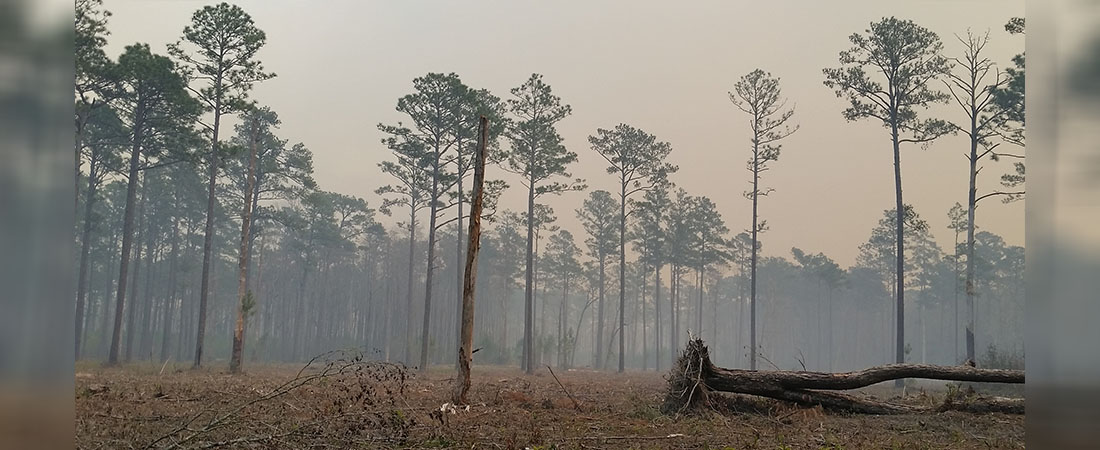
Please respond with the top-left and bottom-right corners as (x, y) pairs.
(75, 359), (1023, 449)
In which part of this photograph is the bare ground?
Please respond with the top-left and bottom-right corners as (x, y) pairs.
(75, 359), (1023, 449)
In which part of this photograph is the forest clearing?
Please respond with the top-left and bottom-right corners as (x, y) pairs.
(76, 358), (1024, 449)
(69, 0), (1033, 447)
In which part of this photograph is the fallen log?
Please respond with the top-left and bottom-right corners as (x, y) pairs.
(664, 338), (1024, 415)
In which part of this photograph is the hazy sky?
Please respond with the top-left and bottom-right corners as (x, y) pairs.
(102, 0), (1025, 268)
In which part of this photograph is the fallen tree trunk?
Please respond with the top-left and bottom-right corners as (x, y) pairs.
(665, 338), (1024, 415)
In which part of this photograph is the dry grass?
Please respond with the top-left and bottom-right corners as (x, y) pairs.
(76, 357), (1023, 449)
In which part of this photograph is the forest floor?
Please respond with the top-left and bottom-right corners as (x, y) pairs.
(75, 358), (1024, 449)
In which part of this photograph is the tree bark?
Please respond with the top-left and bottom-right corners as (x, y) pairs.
(230, 118), (259, 373)
(558, 282), (568, 368)
(107, 109), (144, 366)
(618, 186), (626, 373)
(596, 251), (606, 370)
(750, 142), (759, 371)
(965, 114), (979, 363)
(655, 264), (661, 372)
(406, 205), (417, 364)
(420, 151), (442, 373)
(75, 145), (100, 360)
(891, 112), (906, 387)
(453, 117), (488, 404)
(670, 265), (678, 369)
(641, 267), (648, 371)
(194, 92), (223, 369)
(124, 178), (147, 362)
(666, 338), (1024, 415)
(160, 212), (180, 362)
(138, 224), (157, 359)
(523, 173), (535, 374)
(454, 206), (464, 369)
(696, 266), (703, 339)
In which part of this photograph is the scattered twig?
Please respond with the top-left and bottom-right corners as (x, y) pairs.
(546, 365), (581, 411)
(563, 434), (687, 441)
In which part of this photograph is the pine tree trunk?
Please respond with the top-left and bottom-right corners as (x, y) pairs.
(107, 113), (144, 366)
(194, 97), (222, 369)
(558, 283), (567, 368)
(641, 268), (648, 370)
(503, 280), (511, 359)
(124, 179), (147, 362)
(523, 180), (535, 374)
(101, 236), (117, 358)
(750, 143), (760, 370)
(138, 230), (156, 359)
(406, 207), (417, 365)
(538, 250), (547, 366)
(230, 118), (259, 373)
(655, 264), (661, 372)
(75, 147), (100, 360)
(671, 265), (678, 369)
(161, 215), (180, 362)
(696, 266), (703, 338)
(965, 116), (979, 363)
(596, 252), (606, 370)
(454, 117), (487, 404)
(420, 156), (441, 372)
(618, 187), (627, 373)
(891, 115), (906, 387)
(452, 157), (465, 370)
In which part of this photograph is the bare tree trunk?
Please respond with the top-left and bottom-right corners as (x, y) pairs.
(75, 147), (100, 360)
(641, 268), (647, 370)
(194, 96), (223, 369)
(523, 175), (535, 374)
(453, 117), (487, 404)
(503, 281), (510, 361)
(920, 302), (926, 364)
(750, 145), (760, 370)
(557, 282), (567, 368)
(891, 116), (906, 387)
(696, 266), (703, 338)
(953, 230), (960, 363)
(160, 214), (180, 362)
(421, 158), (441, 372)
(230, 118), (259, 373)
(383, 270), (393, 361)
(737, 275), (744, 368)
(454, 159), (465, 370)
(827, 287), (834, 372)
(139, 231), (156, 359)
(710, 276), (718, 353)
(107, 115), (144, 366)
(617, 186), (626, 373)
(406, 208), (417, 364)
(537, 248), (546, 366)
(670, 265), (678, 369)
(965, 122), (979, 363)
(655, 265), (661, 371)
(124, 179), (147, 362)
(293, 260), (308, 360)
(75, 112), (87, 218)
(571, 296), (594, 368)
(596, 252), (606, 370)
(101, 237), (117, 358)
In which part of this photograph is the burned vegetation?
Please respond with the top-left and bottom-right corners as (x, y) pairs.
(664, 338), (1023, 416)
(74, 0), (1026, 448)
